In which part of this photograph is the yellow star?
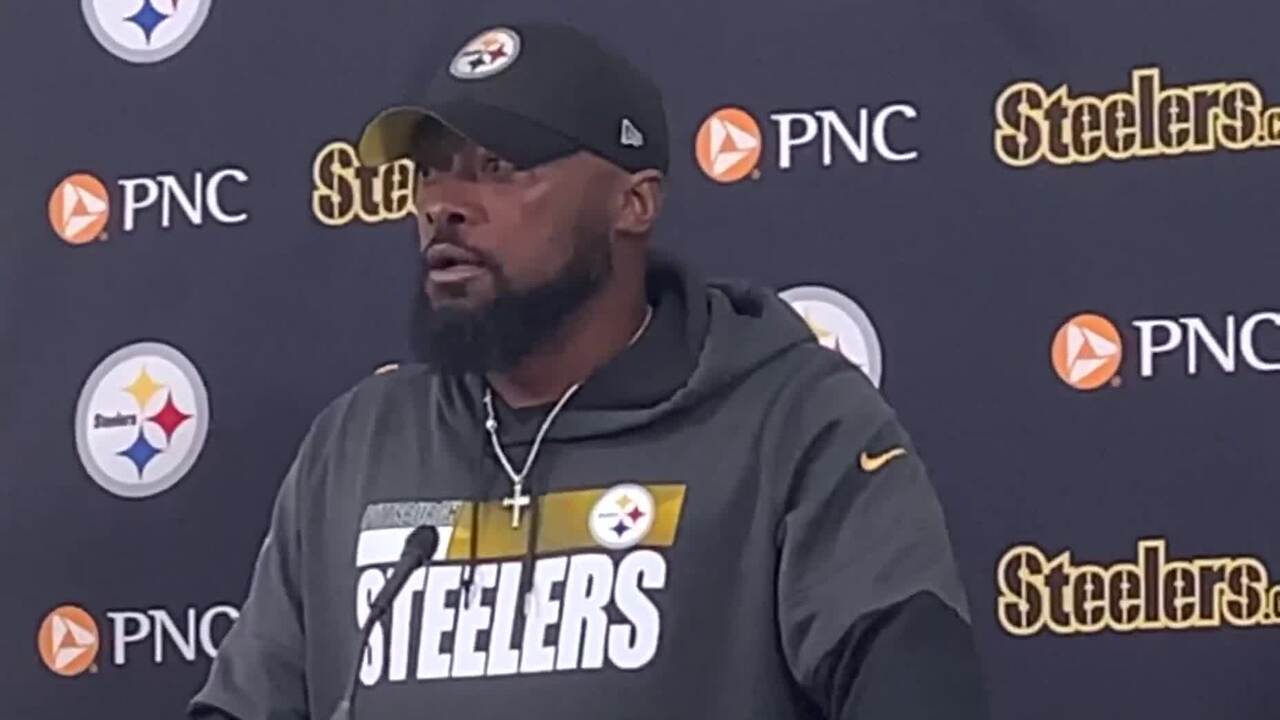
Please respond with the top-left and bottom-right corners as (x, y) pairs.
(614, 495), (633, 511)
(802, 309), (837, 349)
(122, 366), (165, 411)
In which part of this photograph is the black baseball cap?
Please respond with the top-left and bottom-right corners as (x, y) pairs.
(357, 22), (668, 174)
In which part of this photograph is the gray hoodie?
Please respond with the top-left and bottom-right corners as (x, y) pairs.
(189, 251), (987, 719)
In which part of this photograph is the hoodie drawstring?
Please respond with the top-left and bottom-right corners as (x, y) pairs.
(520, 481), (541, 613)
(474, 303), (653, 611)
(459, 500), (480, 607)
(481, 385), (581, 614)
(459, 485), (537, 611)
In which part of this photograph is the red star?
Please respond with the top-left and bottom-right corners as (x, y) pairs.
(626, 506), (645, 523)
(486, 45), (507, 62)
(148, 391), (193, 445)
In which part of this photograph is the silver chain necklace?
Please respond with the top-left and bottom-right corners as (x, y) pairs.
(483, 304), (653, 528)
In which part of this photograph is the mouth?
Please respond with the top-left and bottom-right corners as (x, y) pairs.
(425, 244), (488, 285)
(427, 263), (486, 284)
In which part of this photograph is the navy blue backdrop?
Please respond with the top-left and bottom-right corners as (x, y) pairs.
(4, 1), (1280, 718)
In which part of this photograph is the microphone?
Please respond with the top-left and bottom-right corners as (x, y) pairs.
(330, 525), (441, 720)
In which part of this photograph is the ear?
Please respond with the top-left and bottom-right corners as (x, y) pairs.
(614, 170), (665, 236)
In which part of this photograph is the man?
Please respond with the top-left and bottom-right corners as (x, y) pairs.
(190, 21), (988, 720)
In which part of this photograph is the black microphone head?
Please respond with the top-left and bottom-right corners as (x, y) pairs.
(342, 523), (442, 719)
(368, 525), (442, 620)
(403, 524), (440, 562)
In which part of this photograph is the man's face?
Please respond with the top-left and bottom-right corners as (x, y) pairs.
(409, 121), (619, 375)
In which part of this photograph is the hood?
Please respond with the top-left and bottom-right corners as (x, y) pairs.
(435, 248), (816, 444)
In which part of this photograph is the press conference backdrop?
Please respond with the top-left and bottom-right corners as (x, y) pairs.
(3, 1), (1279, 718)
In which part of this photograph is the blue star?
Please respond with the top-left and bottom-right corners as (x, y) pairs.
(610, 519), (629, 538)
(117, 430), (162, 477)
(125, 0), (171, 44)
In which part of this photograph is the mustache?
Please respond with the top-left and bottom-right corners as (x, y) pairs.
(420, 240), (501, 272)
(418, 217), (497, 267)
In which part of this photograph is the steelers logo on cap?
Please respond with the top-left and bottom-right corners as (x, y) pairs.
(449, 27), (521, 79)
(589, 484), (656, 550)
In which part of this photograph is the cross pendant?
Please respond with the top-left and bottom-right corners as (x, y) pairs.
(502, 483), (531, 528)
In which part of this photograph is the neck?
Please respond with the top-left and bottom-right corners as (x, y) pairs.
(486, 272), (648, 409)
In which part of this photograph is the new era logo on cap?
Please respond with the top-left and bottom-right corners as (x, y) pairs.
(620, 118), (645, 148)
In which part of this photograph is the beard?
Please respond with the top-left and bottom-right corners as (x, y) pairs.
(410, 229), (613, 376)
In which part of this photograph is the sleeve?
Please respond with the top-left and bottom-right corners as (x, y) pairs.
(188, 710), (237, 720)
(773, 367), (990, 720)
(187, 421), (324, 720)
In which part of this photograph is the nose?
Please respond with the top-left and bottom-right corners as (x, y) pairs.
(422, 197), (469, 232)
(417, 185), (474, 249)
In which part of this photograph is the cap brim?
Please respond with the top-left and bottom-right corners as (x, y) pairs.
(357, 106), (430, 166)
(357, 100), (579, 170)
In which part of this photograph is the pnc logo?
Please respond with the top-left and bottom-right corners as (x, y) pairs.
(49, 174), (111, 245)
(38, 605), (101, 677)
(1051, 308), (1280, 390)
(36, 602), (237, 676)
(47, 167), (249, 245)
(1051, 313), (1123, 390)
(694, 102), (920, 184)
(695, 107), (763, 183)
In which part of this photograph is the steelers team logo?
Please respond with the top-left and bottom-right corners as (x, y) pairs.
(779, 285), (884, 388)
(589, 484), (656, 550)
(449, 27), (521, 79)
(75, 341), (210, 499)
(82, 0), (212, 64)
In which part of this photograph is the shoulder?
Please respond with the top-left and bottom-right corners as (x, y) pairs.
(751, 342), (912, 491)
(346, 361), (435, 406)
(304, 362), (439, 447)
(768, 342), (895, 439)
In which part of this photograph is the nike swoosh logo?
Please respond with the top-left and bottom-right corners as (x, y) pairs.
(859, 447), (907, 473)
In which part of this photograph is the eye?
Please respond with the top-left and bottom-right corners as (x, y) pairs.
(479, 153), (512, 178)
